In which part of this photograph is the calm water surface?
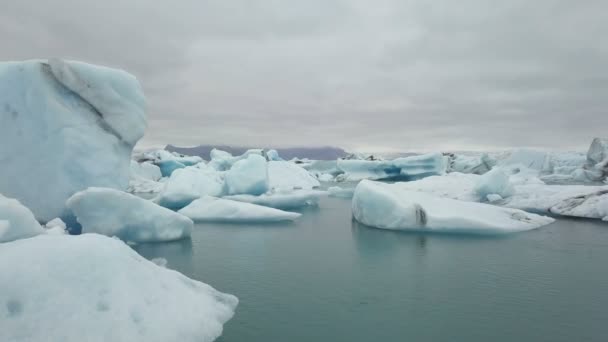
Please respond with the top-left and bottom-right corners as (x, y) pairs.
(134, 193), (608, 342)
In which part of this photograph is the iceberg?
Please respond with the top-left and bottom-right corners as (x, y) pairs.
(268, 161), (320, 190)
(447, 153), (496, 174)
(224, 154), (269, 195)
(0, 234), (237, 342)
(67, 188), (192, 243)
(500, 149), (551, 172)
(208, 148), (263, 171)
(156, 167), (224, 210)
(0, 194), (44, 243)
(136, 150), (203, 177)
(130, 160), (162, 181)
(0, 59), (146, 223)
(337, 153), (445, 181)
(266, 149), (282, 161)
(224, 189), (326, 210)
(179, 196), (301, 223)
(393, 172), (608, 221)
(327, 186), (355, 199)
(587, 138), (608, 166)
(473, 167), (515, 199)
(352, 180), (554, 234)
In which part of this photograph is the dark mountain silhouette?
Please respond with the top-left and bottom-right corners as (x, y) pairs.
(165, 144), (347, 160)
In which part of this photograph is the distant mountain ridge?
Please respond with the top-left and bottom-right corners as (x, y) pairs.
(165, 144), (347, 160)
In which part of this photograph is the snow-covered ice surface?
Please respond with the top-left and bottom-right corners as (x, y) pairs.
(0, 234), (237, 342)
(179, 196), (301, 223)
(0, 59), (146, 222)
(337, 153), (445, 181)
(268, 161), (320, 190)
(224, 190), (326, 210)
(447, 153), (496, 174)
(224, 154), (269, 195)
(67, 187), (192, 243)
(352, 180), (554, 234)
(0, 195), (44, 243)
(156, 167), (224, 210)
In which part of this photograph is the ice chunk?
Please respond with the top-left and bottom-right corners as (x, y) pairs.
(395, 172), (608, 220)
(156, 167), (224, 210)
(337, 152), (445, 181)
(317, 173), (335, 182)
(448, 153), (496, 174)
(224, 189), (326, 210)
(208, 148), (263, 171)
(268, 161), (320, 190)
(0, 234), (237, 342)
(587, 138), (608, 165)
(0, 59), (146, 222)
(179, 196), (301, 223)
(486, 194), (504, 203)
(224, 154), (269, 195)
(44, 217), (66, 230)
(327, 186), (355, 199)
(0, 194), (44, 243)
(130, 160), (162, 181)
(500, 149), (550, 172)
(266, 149), (282, 161)
(474, 168), (515, 199)
(67, 188), (192, 243)
(352, 180), (554, 234)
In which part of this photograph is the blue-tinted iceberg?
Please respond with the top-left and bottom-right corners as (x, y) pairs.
(0, 59), (146, 223)
(179, 196), (301, 223)
(0, 194), (44, 243)
(337, 153), (445, 181)
(224, 189), (326, 210)
(447, 153), (496, 174)
(67, 188), (192, 243)
(224, 154), (269, 195)
(352, 180), (554, 234)
(0, 234), (237, 342)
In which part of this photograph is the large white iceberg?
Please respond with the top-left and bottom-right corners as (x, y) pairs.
(0, 234), (237, 342)
(0, 59), (146, 223)
(0, 194), (44, 243)
(156, 167), (224, 210)
(224, 189), (326, 210)
(67, 187), (192, 243)
(268, 161), (320, 190)
(224, 154), (269, 195)
(337, 153), (445, 181)
(352, 180), (554, 234)
(179, 196), (301, 223)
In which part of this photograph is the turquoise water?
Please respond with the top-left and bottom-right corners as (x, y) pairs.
(134, 195), (608, 342)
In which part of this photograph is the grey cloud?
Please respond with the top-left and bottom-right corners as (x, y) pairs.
(0, 0), (606, 152)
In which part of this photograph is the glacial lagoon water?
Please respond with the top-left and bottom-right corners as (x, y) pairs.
(133, 192), (608, 342)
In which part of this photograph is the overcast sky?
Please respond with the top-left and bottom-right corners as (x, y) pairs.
(1, 0), (606, 152)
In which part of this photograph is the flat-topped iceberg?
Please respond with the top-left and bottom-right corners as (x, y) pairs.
(393, 171), (608, 221)
(0, 234), (237, 342)
(0, 59), (146, 223)
(179, 196), (301, 223)
(67, 188), (192, 243)
(224, 189), (326, 210)
(0, 194), (44, 243)
(352, 180), (554, 234)
(337, 152), (445, 181)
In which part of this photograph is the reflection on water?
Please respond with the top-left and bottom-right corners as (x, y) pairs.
(133, 195), (608, 342)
